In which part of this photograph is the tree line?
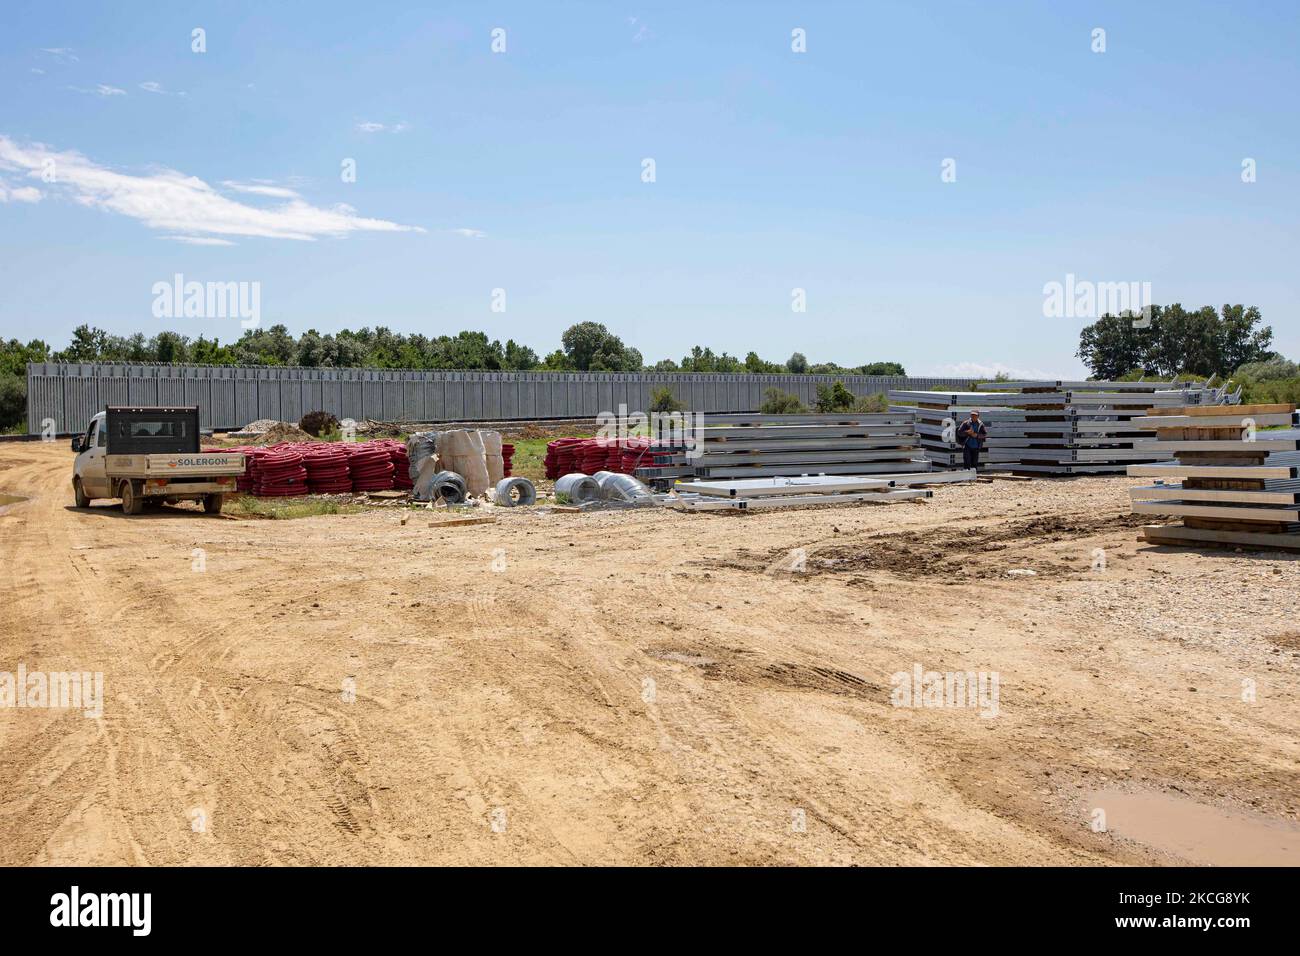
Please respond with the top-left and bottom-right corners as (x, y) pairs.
(0, 321), (906, 430)
(4, 321), (905, 376)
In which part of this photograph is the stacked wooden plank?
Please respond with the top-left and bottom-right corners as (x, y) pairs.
(890, 380), (1235, 474)
(629, 411), (928, 485)
(1127, 403), (1300, 551)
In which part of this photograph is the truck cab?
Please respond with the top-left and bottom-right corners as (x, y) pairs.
(71, 406), (245, 515)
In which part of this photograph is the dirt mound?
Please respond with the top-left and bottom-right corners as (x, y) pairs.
(249, 422), (314, 445)
(766, 511), (1152, 580)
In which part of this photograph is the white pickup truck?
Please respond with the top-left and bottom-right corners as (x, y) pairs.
(71, 406), (245, 515)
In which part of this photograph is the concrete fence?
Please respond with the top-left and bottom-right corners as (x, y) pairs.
(27, 362), (974, 434)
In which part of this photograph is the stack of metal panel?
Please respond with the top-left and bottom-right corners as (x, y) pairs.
(890, 380), (1237, 474)
(1127, 403), (1300, 551)
(630, 411), (928, 485)
(669, 469), (976, 511)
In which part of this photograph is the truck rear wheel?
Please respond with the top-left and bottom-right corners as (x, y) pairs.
(73, 477), (89, 509)
(120, 480), (144, 515)
(202, 493), (225, 515)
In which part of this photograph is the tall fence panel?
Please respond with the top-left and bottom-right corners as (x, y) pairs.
(26, 363), (975, 434)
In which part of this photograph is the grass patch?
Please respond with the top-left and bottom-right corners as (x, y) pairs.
(224, 495), (365, 520)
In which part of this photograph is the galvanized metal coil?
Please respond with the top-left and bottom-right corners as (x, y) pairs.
(429, 470), (467, 504)
(554, 473), (601, 504)
(493, 476), (537, 507)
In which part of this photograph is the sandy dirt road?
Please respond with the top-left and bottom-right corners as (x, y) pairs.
(2, 440), (1298, 865)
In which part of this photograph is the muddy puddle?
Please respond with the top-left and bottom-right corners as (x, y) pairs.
(1089, 787), (1300, 866)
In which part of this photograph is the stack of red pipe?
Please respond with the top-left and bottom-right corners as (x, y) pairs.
(501, 443), (515, 477)
(618, 437), (672, 474)
(345, 442), (396, 491)
(580, 439), (622, 473)
(302, 444), (353, 494)
(544, 437), (679, 478)
(249, 447), (310, 496)
(544, 438), (588, 479)
(377, 439), (413, 490)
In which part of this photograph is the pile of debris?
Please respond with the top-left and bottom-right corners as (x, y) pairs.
(1127, 402), (1300, 551)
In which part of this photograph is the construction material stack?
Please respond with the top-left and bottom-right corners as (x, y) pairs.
(629, 411), (928, 486)
(1127, 403), (1300, 551)
(671, 469), (975, 511)
(890, 380), (1236, 474)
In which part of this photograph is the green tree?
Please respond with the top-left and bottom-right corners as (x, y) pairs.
(150, 331), (190, 364)
(560, 322), (639, 371)
(814, 380), (856, 412)
(785, 352), (808, 374)
(0, 374), (25, 431)
(0, 338), (51, 376)
(540, 349), (572, 371)
(858, 361), (906, 376)
(649, 385), (685, 413)
(1235, 354), (1298, 381)
(503, 339), (540, 370)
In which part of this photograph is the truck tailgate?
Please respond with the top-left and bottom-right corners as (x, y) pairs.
(106, 453), (247, 477)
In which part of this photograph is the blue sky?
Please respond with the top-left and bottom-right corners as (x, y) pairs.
(1, 0), (1296, 377)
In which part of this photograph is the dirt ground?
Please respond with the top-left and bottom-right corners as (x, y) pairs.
(2, 440), (1298, 866)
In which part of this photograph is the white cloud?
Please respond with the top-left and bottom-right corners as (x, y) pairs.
(31, 67), (45, 75)
(451, 228), (486, 239)
(163, 235), (236, 246)
(628, 16), (654, 43)
(139, 81), (186, 96)
(69, 84), (126, 97)
(221, 180), (301, 199)
(356, 121), (410, 133)
(924, 361), (1060, 381)
(0, 177), (43, 203)
(0, 135), (425, 242)
(920, 361), (1060, 382)
(39, 47), (78, 63)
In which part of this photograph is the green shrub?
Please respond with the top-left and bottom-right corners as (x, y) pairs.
(649, 385), (685, 413)
(1239, 376), (1300, 406)
(852, 392), (889, 413)
(814, 380), (856, 413)
(760, 387), (807, 414)
(1236, 356), (1299, 382)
